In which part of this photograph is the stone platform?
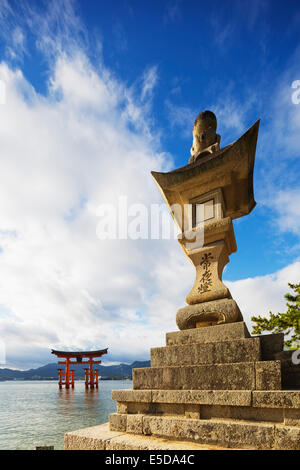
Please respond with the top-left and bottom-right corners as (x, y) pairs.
(65, 322), (300, 450)
(64, 422), (234, 450)
(108, 389), (300, 450)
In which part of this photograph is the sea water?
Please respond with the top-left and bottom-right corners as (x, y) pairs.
(0, 379), (131, 450)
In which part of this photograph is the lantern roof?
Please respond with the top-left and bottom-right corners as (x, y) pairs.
(151, 119), (260, 222)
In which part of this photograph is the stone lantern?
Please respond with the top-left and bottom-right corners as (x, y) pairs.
(151, 110), (260, 330)
(66, 110), (300, 451)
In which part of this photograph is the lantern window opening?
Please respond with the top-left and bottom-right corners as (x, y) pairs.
(190, 188), (225, 228)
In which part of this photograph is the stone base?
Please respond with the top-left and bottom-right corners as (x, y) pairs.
(64, 322), (300, 450)
(108, 322), (300, 450)
(64, 389), (300, 450)
(176, 299), (243, 330)
(108, 389), (300, 450)
(132, 323), (286, 391)
(64, 422), (232, 450)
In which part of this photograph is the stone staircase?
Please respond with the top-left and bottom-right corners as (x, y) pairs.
(64, 322), (300, 450)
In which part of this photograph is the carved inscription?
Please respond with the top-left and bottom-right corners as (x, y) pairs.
(198, 252), (213, 294)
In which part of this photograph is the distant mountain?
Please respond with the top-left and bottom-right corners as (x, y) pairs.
(0, 360), (150, 380)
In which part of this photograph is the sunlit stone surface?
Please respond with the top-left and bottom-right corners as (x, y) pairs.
(65, 112), (300, 450)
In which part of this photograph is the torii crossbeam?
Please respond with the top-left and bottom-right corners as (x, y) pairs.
(51, 348), (108, 389)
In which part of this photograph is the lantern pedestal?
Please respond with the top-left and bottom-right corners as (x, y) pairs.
(176, 298), (242, 330)
(176, 216), (240, 329)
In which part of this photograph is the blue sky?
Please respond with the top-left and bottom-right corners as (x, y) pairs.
(0, 0), (299, 369)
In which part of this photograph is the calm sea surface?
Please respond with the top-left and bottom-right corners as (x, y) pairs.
(0, 379), (132, 450)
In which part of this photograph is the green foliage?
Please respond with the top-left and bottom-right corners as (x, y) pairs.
(251, 283), (300, 349)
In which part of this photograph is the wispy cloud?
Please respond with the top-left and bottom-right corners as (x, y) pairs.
(210, 0), (270, 52)
(0, 0), (88, 61)
(163, 0), (181, 25)
(5, 26), (26, 61)
(141, 65), (159, 102)
(265, 189), (300, 237)
(165, 86), (257, 143)
(255, 45), (300, 230)
(211, 19), (234, 50)
(164, 99), (196, 138)
(267, 49), (300, 159)
(112, 21), (128, 52)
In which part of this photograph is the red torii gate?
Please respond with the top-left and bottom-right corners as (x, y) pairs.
(51, 348), (108, 389)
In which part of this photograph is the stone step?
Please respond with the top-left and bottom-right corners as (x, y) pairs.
(109, 413), (300, 450)
(133, 361), (281, 391)
(112, 389), (252, 407)
(165, 321), (250, 346)
(112, 389), (300, 409)
(113, 393), (300, 425)
(64, 422), (236, 450)
(151, 337), (261, 367)
(165, 324), (283, 357)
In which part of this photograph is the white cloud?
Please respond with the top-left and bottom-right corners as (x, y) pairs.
(269, 83), (300, 159)
(0, 50), (177, 368)
(225, 261), (300, 333)
(270, 189), (300, 235)
(258, 45), (300, 163)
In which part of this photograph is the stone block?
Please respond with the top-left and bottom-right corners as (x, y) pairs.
(154, 402), (185, 415)
(106, 434), (161, 451)
(143, 416), (275, 449)
(133, 362), (256, 390)
(151, 389), (252, 406)
(200, 404), (283, 423)
(105, 432), (217, 450)
(252, 391), (300, 409)
(284, 408), (300, 426)
(112, 389), (152, 403)
(117, 402), (128, 414)
(64, 423), (122, 450)
(64, 422), (237, 450)
(126, 414), (143, 434)
(255, 361), (281, 390)
(109, 413), (127, 432)
(151, 337), (261, 367)
(126, 402), (154, 414)
(166, 321), (250, 347)
(185, 404), (200, 419)
(275, 425), (300, 450)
